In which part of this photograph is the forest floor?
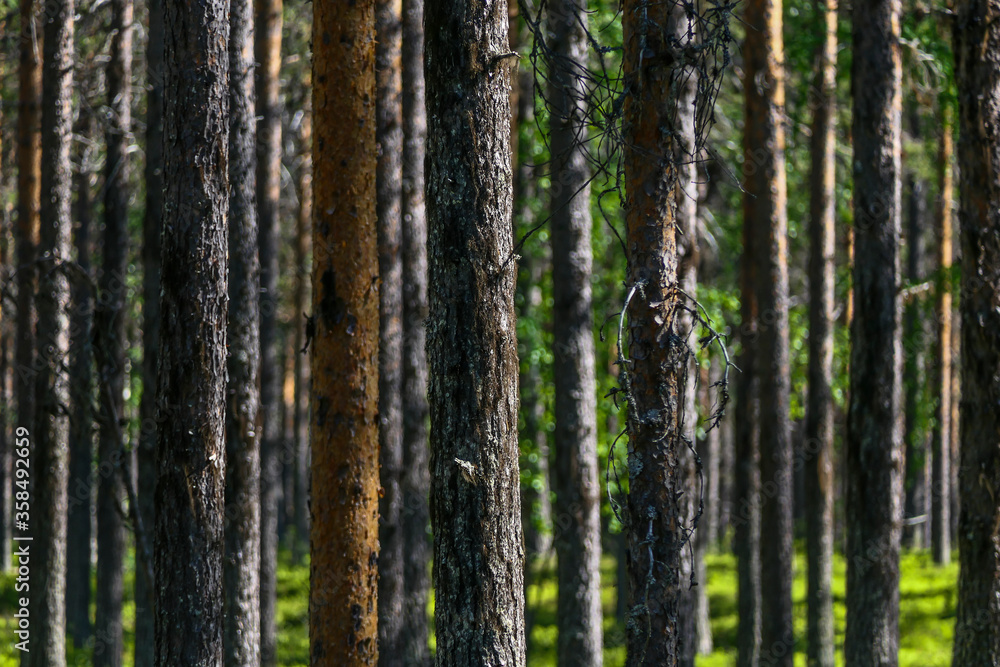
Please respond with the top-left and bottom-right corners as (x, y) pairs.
(0, 542), (959, 665)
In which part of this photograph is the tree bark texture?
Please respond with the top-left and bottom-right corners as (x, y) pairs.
(743, 0), (794, 662)
(310, 1), (380, 664)
(952, 0), (1000, 661)
(546, 1), (603, 664)
(225, 0), (261, 662)
(845, 0), (903, 664)
(805, 1), (837, 664)
(931, 107), (952, 567)
(22, 0), (67, 661)
(24, 0), (73, 662)
(400, 0), (431, 660)
(255, 0), (282, 661)
(620, 0), (695, 663)
(155, 0), (229, 662)
(376, 0), (405, 661)
(66, 109), (95, 650)
(93, 1), (132, 662)
(425, 0), (526, 663)
(136, 0), (164, 663)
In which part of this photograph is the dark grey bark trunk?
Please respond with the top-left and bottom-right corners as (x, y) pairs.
(93, 1), (133, 662)
(952, 1), (1000, 660)
(845, 0), (903, 663)
(376, 0), (405, 660)
(66, 109), (95, 650)
(902, 159), (927, 550)
(930, 106), (952, 566)
(224, 0), (261, 662)
(546, 1), (603, 664)
(425, 0), (526, 662)
(400, 0), (430, 661)
(291, 105), (312, 565)
(156, 0), (229, 662)
(743, 0), (794, 662)
(735, 207), (761, 667)
(804, 1), (837, 664)
(135, 0), (163, 662)
(0, 219), (10, 578)
(694, 362), (715, 657)
(255, 0), (282, 661)
(24, 0), (73, 662)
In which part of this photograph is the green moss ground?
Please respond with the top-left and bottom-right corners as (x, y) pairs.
(0, 545), (960, 665)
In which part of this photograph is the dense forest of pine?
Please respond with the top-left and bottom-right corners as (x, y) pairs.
(0, 0), (998, 665)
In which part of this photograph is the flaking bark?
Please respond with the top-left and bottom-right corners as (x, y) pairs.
(155, 0), (229, 662)
(425, 0), (526, 663)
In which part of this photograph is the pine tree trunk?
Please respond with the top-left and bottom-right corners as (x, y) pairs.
(546, 1), (603, 664)
(66, 109), (95, 650)
(224, 0), (261, 662)
(254, 0), (282, 661)
(135, 0), (163, 663)
(26, 0), (73, 662)
(674, 7), (700, 663)
(310, 1), (380, 663)
(425, 0), (525, 663)
(845, 0), (903, 663)
(952, 1), (1000, 660)
(94, 2), (132, 662)
(155, 0), (229, 662)
(15, 0), (41, 464)
(743, 0), (794, 662)
(620, 0), (694, 662)
(695, 363), (715, 657)
(930, 106), (952, 567)
(375, 0), (405, 660)
(902, 146), (926, 550)
(400, 0), (430, 660)
(804, 1), (837, 664)
(291, 104), (312, 565)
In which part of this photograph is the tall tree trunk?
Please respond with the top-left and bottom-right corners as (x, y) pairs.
(694, 362), (715, 657)
(952, 0), (1000, 660)
(930, 107), (952, 566)
(375, 0), (405, 660)
(224, 0), (261, 662)
(155, 0), (229, 662)
(25, 0), (73, 661)
(845, 0), (903, 663)
(743, 0), (794, 662)
(254, 0), (282, 661)
(93, 1), (132, 662)
(135, 0), (163, 662)
(15, 0), (41, 477)
(310, 1), (380, 663)
(425, 0), (525, 663)
(546, 1), (603, 664)
(66, 109), (95, 650)
(400, 0), (430, 660)
(674, 8), (700, 664)
(291, 102), (312, 565)
(902, 137), (927, 549)
(620, 0), (695, 662)
(805, 1), (837, 664)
